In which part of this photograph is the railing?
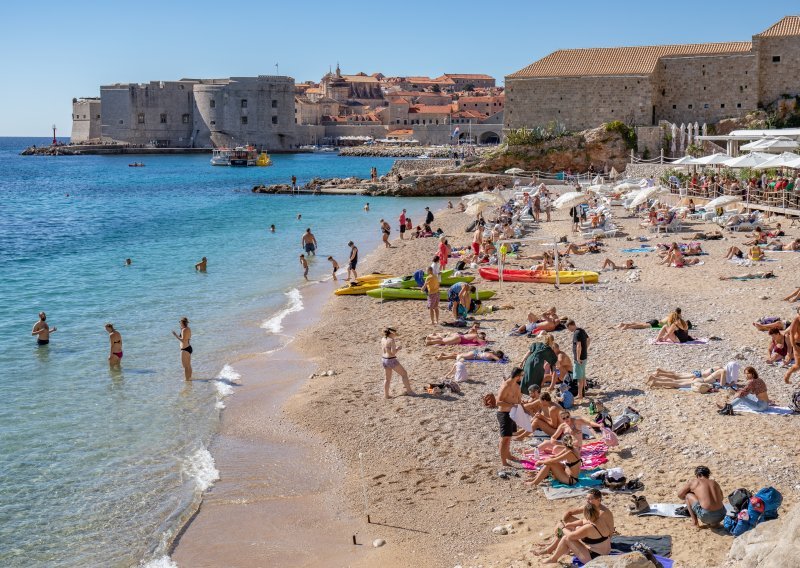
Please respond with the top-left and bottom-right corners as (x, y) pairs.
(663, 183), (800, 213)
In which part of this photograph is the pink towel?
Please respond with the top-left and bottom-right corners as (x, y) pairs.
(522, 440), (608, 470)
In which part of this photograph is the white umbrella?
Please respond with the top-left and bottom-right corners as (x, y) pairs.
(687, 122), (694, 146)
(679, 124), (686, 154)
(783, 156), (800, 169)
(554, 191), (588, 210)
(722, 152), (770, 168)
(702, 123), (708, 137)
(752, 151), (800, 169)
(615, 181), (644, 191)
(464, 192), (505, 207)
(671, 155), (698, 165)
(704, 195), (741, 209)
(504, 167), (525, 175)
(694, 152), (732, 165)
(670, 123), (678, 155)
(694, 122), (699, 143)
(628, 185), (665, 209)
(741, 138), (799, 153)
(609, 167), (619, 180)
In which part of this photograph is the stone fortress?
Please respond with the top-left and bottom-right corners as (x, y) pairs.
(505, 15), (800, 132)
(71, 66), (504, 149)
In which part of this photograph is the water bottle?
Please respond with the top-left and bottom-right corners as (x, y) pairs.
(534, 446), (540, 461)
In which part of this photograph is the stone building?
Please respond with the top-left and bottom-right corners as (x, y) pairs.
(70, 97), (101, 142)
(505, 16), (800, 132)
(438, 73), (496, 91)
(82, 75), (296, 150)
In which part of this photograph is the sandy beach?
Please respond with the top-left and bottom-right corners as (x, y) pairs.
(177, 192), (799, 568)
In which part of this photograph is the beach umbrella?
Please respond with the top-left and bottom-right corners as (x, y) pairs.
(627, 185), (665, 209)
(609, 166), (619, 180)
(679, 124), (686, 154)
(615, 181), (644, 191)
(670, 123), (677, 155)
(465, 191), (505, 206)
(752, 151), (800, 169)
(741, 138), (799, 153)
(671, 155), (698, 165)
(504, 167), (525, 175)
(553, 191), (587, 210)
(722, 152), (770, 168)
(693, 153), (732, 165)
(783, 156), (800, 169)
(704, 195), (741, 209)
(694, 122), (700, 143)
(687, 122), (694, 146)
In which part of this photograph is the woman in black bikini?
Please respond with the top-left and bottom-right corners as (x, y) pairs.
(535, 489), (614, 564)
(172, 317), (193, 380)
(524, 434), (582, 486)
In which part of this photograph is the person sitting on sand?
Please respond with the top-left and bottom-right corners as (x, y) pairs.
(526, 392), (563, 438)
(524, 434), (582, 487)
(719, 271), (775, 281)
(435, 348), (504, 362)
(442, 359), (468, 383)
(767, 328), (789, 365)
(601, 258), (635, 270)
(425, 330), (487, 346)
(743, 227), (767, 246)
(537, 411), (600, 453)
(655, 309), (694, 343)
(646, 361), (740, 389)
(678, 466), (726, 528)
(725, 246), (746, 260)
(685, 242), (704, 256)
(496, 367), (523, 466)
(533, 489), (614, 564)
(468, 301), (514, 316)
(718, 366), (770, 412)
(660, 243), (700, 267)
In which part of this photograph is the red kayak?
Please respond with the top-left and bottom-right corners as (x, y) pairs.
(478, 267), (599, 284)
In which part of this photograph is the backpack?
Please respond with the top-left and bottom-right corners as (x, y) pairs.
(482, 393), (497, 408)
(455, 260), (467, 271)
(728, 488), (752, 514)
(791, 390), (800, 413)
(755, 487), (783, 520)
(724, 497), (766, 537)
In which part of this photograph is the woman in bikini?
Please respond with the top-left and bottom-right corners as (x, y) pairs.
(655, 310), (693, 343)
(172, 317), (193, 380)
(381, 327), (413, 398)
(424, 331), (487, 346)
(524, 434), (582, 487)
(646, 362), (741, 389)
(105, 323), (123, 368)
(766, 328), (789, 364)
(379, 219), (391, 248)
(537, 411), (599, 454)
(534, 490), (614, 563)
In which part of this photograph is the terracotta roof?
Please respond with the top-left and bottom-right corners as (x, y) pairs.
(408, 105), (452, 114)
(342, 74), (379, 83)
(441, 74), (494, 80)
(756, 16), (800, 37)
(389, 97), (410, 106)
(452, 110), (486, 119)
(458, 96), (504, 103)
(509, 41), (753, 78)
(306, 87), (322, 94)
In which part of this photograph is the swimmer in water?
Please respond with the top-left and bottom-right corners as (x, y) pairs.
(364, 203), (370, 212)
(297, 214), (302, 220)
(270, 224), (275, 232)
(124, 258), (132, 266)
(105, 323), (123, 367)
(32, 312), (56, 345)
(195, 257), (207, 272)
(172, 317), (193, 380)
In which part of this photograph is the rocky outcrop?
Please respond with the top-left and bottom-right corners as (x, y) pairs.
(338, 145), (452, 158)
(584, 552), (654, 568)
(467, 125), (630, 174)
(21, 145), (83, 156)
(723, 504), (800, 568)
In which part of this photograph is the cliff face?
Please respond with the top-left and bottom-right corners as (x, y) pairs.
(467, 125), (630, 174)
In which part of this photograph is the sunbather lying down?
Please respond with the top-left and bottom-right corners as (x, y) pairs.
(646, 361), (740, 389)
(434, 348), (504, 361)
(516, 308), (564, 335)
(719, 271), (775, 281)
(753, 317), (790, 332)
(425, 330), (487, 346)
(786, 288), (800, 303)
(601, 258), (635, 271)
(615, 318), (663, 330)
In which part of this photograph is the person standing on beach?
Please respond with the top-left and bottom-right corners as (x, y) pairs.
(568, 320), (590, 402)
(380, 219), (391, 248)
(399, 209), (407, 240)
(327, 256), (339, 281)
(431, 255), (441, 281)
(299, 254), (309, 280)
(496, 367), (523, 466)
(569, 205), (580, 233)
(438, 236), (451, 270)
(172, 317), (193, 380)
(291, 175), (297, 191)
(195, 257), (207, 272)
(425, 206), (434, 225)
(471, 221), (483, 263)
(783, 306), (800, 384)
(421, 266), (440, 325)
(31, 312), (56, 346)
(347, 241), (358, 280)
(301, 228), (317, 256)
(105, 323), (123, 367)
(381, 327), (413, 398)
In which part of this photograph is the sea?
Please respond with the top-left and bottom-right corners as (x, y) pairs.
(0, 138), (446, 567)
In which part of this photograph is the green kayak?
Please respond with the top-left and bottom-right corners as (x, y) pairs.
(379, 269), (475, 289)
(366, 288), (496, 301)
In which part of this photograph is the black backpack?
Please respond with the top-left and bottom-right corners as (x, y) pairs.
(455, 260), (467, 271)
(728, 488), (753, 514)
(791, 390), (800, 413)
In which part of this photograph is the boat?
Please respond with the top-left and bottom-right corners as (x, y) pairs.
(256, 152), (272, 167)
(366, 288), (496, 301)
(333, 273), (396, 296)
(355, 272), (393, 283)
(210, 146), (259, 166)
(211, 148), (231, 166)
(478, 267), (599, 284)
(379, 269), (474, 289)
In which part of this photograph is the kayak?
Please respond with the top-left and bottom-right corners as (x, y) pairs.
(380, 269), (474, 289)
(366, 288), (496, 301)
(354, 272), (393, 283)
(334, 273), (395, 296)
(478, 267), (599, 284)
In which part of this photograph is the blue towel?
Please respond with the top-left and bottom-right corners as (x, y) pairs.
(551, 469), (603, 488)
(622, 247), (656, 253)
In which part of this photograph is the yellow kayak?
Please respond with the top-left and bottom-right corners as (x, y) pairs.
(334, 274), (395, 295)
(354, 273), (393, 283)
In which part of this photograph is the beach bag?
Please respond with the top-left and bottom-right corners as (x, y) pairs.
(725, 497), (766, 537)
(612, 414), (631, 435)
(455, 260), (467, 271)
(601, 427), (619, 447)
(791, 390), (800, 413)
(728, 488), (753, 514)
(755, 487), (783, 520)
(483, 393), (497, 408)
(413, 269), (425, 287)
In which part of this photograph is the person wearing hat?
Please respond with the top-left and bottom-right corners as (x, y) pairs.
(678, 466), (726, 527)
(381, 327), (413, 399)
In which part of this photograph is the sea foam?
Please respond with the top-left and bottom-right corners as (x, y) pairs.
(260, 288), (303, 333)
(183, 447), (220, 492)
(213, 364), (240, 409)
(141, 556), (178, 568)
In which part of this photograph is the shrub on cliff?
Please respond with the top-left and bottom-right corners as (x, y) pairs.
(505, 122), (569, 146)
(604, 121), (637, 150)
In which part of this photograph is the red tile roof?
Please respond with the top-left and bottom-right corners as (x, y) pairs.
(408, 105), (452, 114)
(756, 15), (800, 37)
(509, 41), (752, 78)
(441, 74), (494, 80)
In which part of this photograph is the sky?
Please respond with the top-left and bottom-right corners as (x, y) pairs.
(1, 0), (798, 136)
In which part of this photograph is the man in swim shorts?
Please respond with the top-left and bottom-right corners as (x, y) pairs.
(399, 209), (407, 240)
(784, 306), (800, 384)
(568, 320), (590, 402)
(31, 312), (56, 345)
(678, 465), (726, 527)
(301, 228), (317, 255)
(496, 367), (523, 466)
(347, 241), (358, 280)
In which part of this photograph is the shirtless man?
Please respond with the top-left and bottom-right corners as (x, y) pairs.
(105, 323), (123, 367)
(543, 343), (573, 389)
(784, 306), (800, 384)
(529, 392), (563, 436)
(299, 254), (309, 280)
(195, 257), (207, 272)
(301, 228), (317, 256)
(678, 465), (726, 528)
(327, 256), (339, 281)
(32, 312), (56, 345)
(496, 368), (523, 466)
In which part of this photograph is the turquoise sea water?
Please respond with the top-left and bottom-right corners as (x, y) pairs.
(0, 138), (445, 566)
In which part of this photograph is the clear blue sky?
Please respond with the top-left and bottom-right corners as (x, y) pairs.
(1, 0), (798, 135)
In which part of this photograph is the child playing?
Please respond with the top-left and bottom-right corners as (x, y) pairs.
(299, 254), (309, 280)
(327, 256), (339, 281)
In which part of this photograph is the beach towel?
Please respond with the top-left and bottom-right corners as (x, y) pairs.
(622, 247), (656, 253)
(550, 470), (604, 488)
(637, 504), (690, 518)
(468, 357), (509, 364)
(572, 554), (673, 568)
(542, 485), (637, 500)
(521, 441), (609, 471)
(650, 338), (709, 345)
(734, 405), (797, 415)
(509, 404), (530, 432)
(611, 535), (672, 557)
